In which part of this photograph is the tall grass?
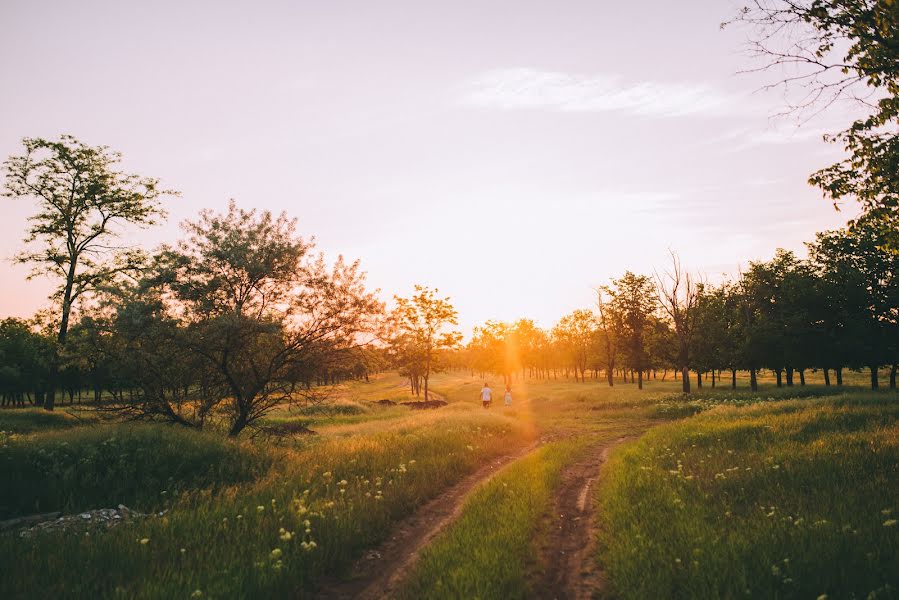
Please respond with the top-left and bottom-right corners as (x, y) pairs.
(0, 424), (270, 519)
(597, 392), (899, 599)
(0, 408), (532, 599)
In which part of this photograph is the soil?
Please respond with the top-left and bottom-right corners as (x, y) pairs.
(531, 436), (632, 600)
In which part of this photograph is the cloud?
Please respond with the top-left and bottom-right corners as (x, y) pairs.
(705, 124), (833, 152)
(460, 68), (738, 118)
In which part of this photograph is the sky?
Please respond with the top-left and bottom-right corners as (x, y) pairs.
(0, 0), (861, 333)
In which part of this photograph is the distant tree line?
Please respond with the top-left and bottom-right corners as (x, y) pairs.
(454, 216), (897, 392)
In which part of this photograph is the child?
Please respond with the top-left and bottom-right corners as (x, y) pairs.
(480, 382), (492, 408)
(504, 386), (512, 406)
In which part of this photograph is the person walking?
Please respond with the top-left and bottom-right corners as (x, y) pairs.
(480, 382), (492, 408)
(504, 385), (512, 406)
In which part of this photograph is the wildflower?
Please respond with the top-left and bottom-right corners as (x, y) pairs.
(884, 519), (898, 527)
(191, 591), (203, 598)
(139, 538), (150, 545)
(257, 505), (265, 513)
(180, 548), (186, 554)
(339, 489), (345, 494)
(270, 548), (283, 559)
(280, 530), (293, 542)
(882, 508), (893, 515)
(338, 480), (348, 486)
(408, 459), (416, 465)
(303, 519), (310, 527)
(271, 498), (277, 506)
(817, 595), (828, 600)
(236, 514), (243, 520)
(273, 560), (283, 571)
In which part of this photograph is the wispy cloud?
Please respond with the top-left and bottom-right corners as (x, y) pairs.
(460, 68), (739, 117)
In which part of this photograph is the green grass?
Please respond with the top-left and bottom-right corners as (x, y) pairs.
(0, 407), (533, 599)
(399, 439), (588, 599)
(597, 392), (899, 600)
(0, 408), (98, 434)
(0, 424), (271, 519)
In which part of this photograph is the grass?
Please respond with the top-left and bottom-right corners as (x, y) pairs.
(596, 392), (899, 599)
(0, 424), (270, 519)
(2, 371), (894, 599)
(0, 404), (534, 599)
(399, 439), (589, 599)
(0, 408), (98, 434)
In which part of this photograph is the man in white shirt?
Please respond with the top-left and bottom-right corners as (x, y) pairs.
(480, 383), (492, 408)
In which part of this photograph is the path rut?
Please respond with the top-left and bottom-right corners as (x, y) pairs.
(533, 436), (632, 600)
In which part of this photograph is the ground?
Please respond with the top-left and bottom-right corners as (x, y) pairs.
(0, 371), (896, 599)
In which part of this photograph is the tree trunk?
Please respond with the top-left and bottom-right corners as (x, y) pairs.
(637, 368), (643, 390)
(750, 368), (758, 392)
(731, 368), (737, 390)
(798, 369), (805, 386)
(836, 367), (843, 386)
(606, 364), (614, 387)
(681, 367), (690, 393)
(823, 368), (831, 386)
(890, 363), (897, 389)
(696, 371), (702, 389)
(870, 365), (879, 390)
(785, 367), (794, 387)
(775, 369), (783, 387)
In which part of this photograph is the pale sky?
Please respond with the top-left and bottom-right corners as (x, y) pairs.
(0, 0), (859, 332)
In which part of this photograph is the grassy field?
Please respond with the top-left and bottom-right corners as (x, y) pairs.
(399, 439), (590, 599)
(597, 392), (899, 599)
(1, 371), (895, 599)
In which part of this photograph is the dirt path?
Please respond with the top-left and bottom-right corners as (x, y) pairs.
(316, 438), (543, 600)
(532, 436), (632, 600)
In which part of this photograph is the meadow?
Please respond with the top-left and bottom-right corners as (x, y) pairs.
(597, 392), (899, 599)
(1, 371), (896, 599)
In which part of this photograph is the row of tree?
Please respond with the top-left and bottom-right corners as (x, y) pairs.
(442, 217), (897, 392)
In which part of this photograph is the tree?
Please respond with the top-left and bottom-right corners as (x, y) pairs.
(595, 287), (623, 387)
(553, 309), (596, 382)
(390, 286), (461, 401)
(809, 217), (898, 389)
(655, 251), (699, 393)
(605, 272), (656, 390)
(3, 135), (172, 410)
(145, 201), (382, 435)
(729, 1), (899, 248)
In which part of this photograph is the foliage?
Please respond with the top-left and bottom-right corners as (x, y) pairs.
(389, 286), (461, 399)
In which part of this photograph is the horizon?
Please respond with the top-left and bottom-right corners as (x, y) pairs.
(0, 0), (861, 332)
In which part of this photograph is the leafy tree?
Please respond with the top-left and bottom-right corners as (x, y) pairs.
(390, 286), (461, 400)
(605, 272), (656, 390)
(596, 287), (624, 387)
(730, 1), (899, 248)
(553, 309), (597, 382)
(144, 202), (382, 435)
(3, 135), (172, 410)
(809, 217), (898, 388)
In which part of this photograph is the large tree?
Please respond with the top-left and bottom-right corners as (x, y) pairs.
(730, 1), (899, 248)
(389, 286), (461, 401)
(3, 135), (171, 410)
(146, 201), (382, 435)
